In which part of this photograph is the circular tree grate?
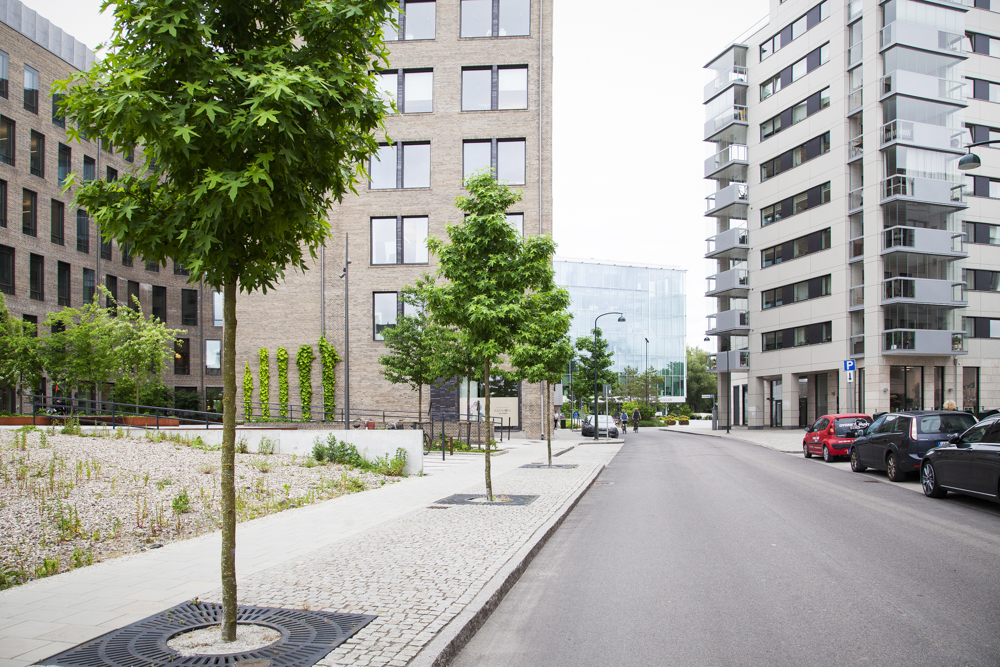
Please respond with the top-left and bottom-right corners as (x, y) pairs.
(433, 493), (538, 506)
(35, 601), (376, 667)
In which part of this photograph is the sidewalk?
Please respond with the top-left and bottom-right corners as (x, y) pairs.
(0, 435), (622, 667)
(669, 422), (806, 453)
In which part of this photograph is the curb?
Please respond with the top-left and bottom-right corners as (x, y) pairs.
(407, 464), (605, 667)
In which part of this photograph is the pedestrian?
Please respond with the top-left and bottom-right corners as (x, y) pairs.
(553, 407), (560, 431)
(619, 409), (629, 437)
(632, 407), (641, 433)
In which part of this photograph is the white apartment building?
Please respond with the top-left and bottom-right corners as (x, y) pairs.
(704, 0), (1000, 429)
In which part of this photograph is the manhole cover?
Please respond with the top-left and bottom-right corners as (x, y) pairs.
(434, 493), (538, 506)
(35, 601), (376, 667)
(520, 463), (579, 469)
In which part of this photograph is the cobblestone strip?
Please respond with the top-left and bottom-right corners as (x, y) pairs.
(206, 463), (601, 667)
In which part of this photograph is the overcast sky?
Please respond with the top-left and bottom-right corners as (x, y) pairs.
(25, 0), (770, 352)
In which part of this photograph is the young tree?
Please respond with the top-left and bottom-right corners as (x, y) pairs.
(112, 294), (183, 409)
(575, 327), (617, 412)
(686, 346), (716, 413)
(427, 171), (560, 500)
(40, 295), (117, 404)
(58, 0), (392, 640)
(0, 295), (41, 413)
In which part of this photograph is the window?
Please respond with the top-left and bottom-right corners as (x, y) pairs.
(23, 65), (38, 114)
(373, 292), (398, 340)
(174, 339), (190, 375)
(370, 144), (397, 189)
(50, 200), (64, 245)
(83, 156), (96, 181)
(22, 189), (36, 236)
(970, 32), (1000, 57)
(0, 116), (14, 166)
(0, 51), (7, 98)
(124, 148), (134, 163)
(761, 228), (831, 267)
(964, 269), (1000, 292)
(375, 71), (397, 112)
(760, 43), (830, 100)
(127, 280), (139, 310)
(385, 0), (435, 40)
(56, 261), (70, 305)
(0, 180), (6, 228)
(57, 144), (71, 186)
(369, 142), (431, 189)
(371, 218), (396, 264)
(761, 275), (831, 310)
(106, 166), (118, 182)
(463, 140), (491, 178)
(181, 289), (198, 325)
(99, 236), (112, 261)
(213, 291), (223, 326)
(371, 216), (429, 264)
(121, 242), (133, 266)
(29, 254), (43, 301)
(206, 340), (222, 374)
(152, 286), (167, 322)
(82, 268), (95, 303)
(145, 259), (159, 272)
(402, 143), (430, 188)
(105, 275), (118, 313)
(760, 1), (829, 60)
(964, 221), (1000, 245)
(760, 132), (830, 182)
(76, 210), (89, 253)
(0, 245), (12, 295)
(462, 66), (528, 110)
(463, 138), (525, 184)
(52, 93), (65, 128)
(462, 68), (491, 110)
(964, 316), (1000, 338)
(29, 131), (44, 177)
(461, 0), (529, 37)
(760, 182), (831, 226)
(507, 213), (524, 236)
(404, 71), (433, 113)
(762, 321), (833, 351)
(173, 259), (189, 276)
(969, 77), (1000, 103)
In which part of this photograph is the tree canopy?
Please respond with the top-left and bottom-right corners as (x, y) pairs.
(575, 327), (617, 402)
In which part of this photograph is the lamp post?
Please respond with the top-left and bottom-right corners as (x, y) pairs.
(644, 337), (649, 408)
(338, 235), (351, 426)
(594, 312), (625, 441)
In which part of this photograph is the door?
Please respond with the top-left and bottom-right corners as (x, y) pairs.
(867, 415), (895, 466)
(883, 415), (910, 469)
(811, 417), (829, 453)
(944, 421), (991, 491)
(799, 398), (809, 428)
(971, 423), (1000, 496)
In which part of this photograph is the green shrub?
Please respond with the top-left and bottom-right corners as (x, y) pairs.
(296, 345), (314, 419)
(172, 489), (191, 514)
(312, 437), (326, 462)
(319, 336), (339, 419)
(312, 435), (407, 476)
(258, 349), (271, 419)
(243, 362), (254, 420)
(257, 436), (276, 455)
(277, 347), (289, 418)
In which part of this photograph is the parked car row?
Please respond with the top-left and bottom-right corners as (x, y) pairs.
(803, 410), (1000, 505)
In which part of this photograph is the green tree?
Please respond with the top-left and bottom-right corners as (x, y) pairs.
(112, 293), (184, 409)
(58, 0), (393, 639)
(0, 295), (41, 413)
(575, 327), (617, 411)
(426, 171), (560, 500)
(40, 294), (118, 403)
(616, 365), (639, 402)
(686, 346), (716, 413)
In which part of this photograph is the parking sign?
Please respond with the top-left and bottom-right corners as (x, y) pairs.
(843, 360), (856, 372)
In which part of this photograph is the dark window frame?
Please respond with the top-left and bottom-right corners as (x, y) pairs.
(761, 274), (832, 310)
(385, 0), (437, 41)
(181, 288), (198, 326)
(461, 65), (529, 111)
(29, 131), (44, 178)
(370, 215), (430, 266)
(373, 291), (399, 341)
(23, 65), (39, 114)
(152, 285), (167, 322)
(82, 267), (95, 303)
(57, 261), (70, 306)
(29, 253), (43, 301)
(761, 182), (831, 227)
(174, 338), (191, 375)
(762, 321), (833, 351)
(76, 209), (89, 253)
(460, 0), (530, 38)
(760, 131), (831, 182)
(759, 43), (830, 101)
(22, 188), (37, 237)
(0, 116), (14, 166)
(50, 199), (64, 245)
(759, 1), (830, 61)
(0, 244), (13, 295)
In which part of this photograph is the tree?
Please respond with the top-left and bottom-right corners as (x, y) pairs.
(616, 365), (639, 402)
(0, 295), (41, 413)
(575, 327), (617, 411)
(40, 294), (117, 403)
(686, 346), (716, 413)
(112, 294), (183, 409)
(58, 0), (392, 640)
(427, 171), (560, 500)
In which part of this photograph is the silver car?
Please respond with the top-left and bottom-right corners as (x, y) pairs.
(581, 414), (620, 438)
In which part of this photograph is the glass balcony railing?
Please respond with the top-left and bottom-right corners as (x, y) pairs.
(704, 66), (748, 102)
(848, 89), (863, 113)
(704, 105), (748, 139)
(883, 330), (966, 355)
(880, 22), (966, 54)
(849, 135), (863, 159)
(849, 236), (864, 261)
(849, 286), (865, 308)
(881, 176), (965, 205)
(850, 335), (865, 357)
(849, 187), (864, 211)
(884, 277), (916, 300)
(706, 226), (749, 257)
(848, 0), (862, 20)
(880, 71), (966, 103)
(704, 144), (749, 177)
(705, 182), (749, 213)
(882, 225), (966, 255)
(881, 119), (966, 151)
(848, 43), (863, 67)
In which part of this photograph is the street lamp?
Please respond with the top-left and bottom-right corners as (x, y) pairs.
(644, 337), (649, 408)
(957, 139), (1000, 171)
(593, 311), (625, 441)
(338, 234), (351, 426)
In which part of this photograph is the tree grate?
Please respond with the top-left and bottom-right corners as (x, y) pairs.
(520, 463), (579, 469)
(433, 493), (538, 506)
(34, 601), (376, 667)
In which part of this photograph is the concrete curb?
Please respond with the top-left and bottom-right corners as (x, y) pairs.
(407, 463), (605, 667)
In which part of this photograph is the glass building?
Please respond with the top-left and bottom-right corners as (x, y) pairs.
(554, 258), (687, 403)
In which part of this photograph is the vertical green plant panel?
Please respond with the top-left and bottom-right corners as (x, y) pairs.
(258, 348), (270, 419)
(296, 345), (314, 420)
(318, 336), (340, 419)
(277, 347), (289, 419)
(242, 362), (253, 420)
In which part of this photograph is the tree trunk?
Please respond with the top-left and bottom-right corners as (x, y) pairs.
(483, 359), (492, 501)
(220, 281), (238, 641)
(546, 381), (552, 466)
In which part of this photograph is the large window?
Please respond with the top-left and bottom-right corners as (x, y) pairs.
(963, 269), (1000, 292)
(213, 290), (223, 326)
(121, 242), (133, 267)
(29, 131), (44, 178)
(461, 0), (530, 37)
(375, 71), (397, 112)
(23, 65), (38, 114)
(964, 316), (1000, 339)
(22, 189), (36, 237)
(83, 156), (96, 181)
(369, 142), (431, 189)
(760, 131), (830, 182)
(100, 236), (112, 261)
(761, 228), (831, 267)
(29, 254), (43, 301)
(760, 1), (829, 61)
(762, 321), (832, 351)
(0, 116), (14, 166)
(463, 138), (526, 184)
(370, 216), (429, 265)
(105, 275), (118, 313)
(174, 339), (190, 375)
(82, 268), (95, 303)
(377, 70), (434, 113)
(58, 144), (71, 185)
(761, 275), (831, 309)
(384, 1), (436, 40)
(152, 286), (167, 322)
(50, 200), (64, 245)
(181, 289), (198, 325)
(127, 280), (139, 310)
(462, 66), (528, 110)
(0, 51), (7, 99)
(507, 213), (524, 236)
(0, 180), (5, 228)
(76, 210), (89, 253)
(373, 292), (398, 340)
(57, 261), (70, 306)
(760, 43), (830, 100)
(206, 340), (222, 375)
(760, 182), (831, 226)
(0, 245), (12, 295)
(963, 221), (1000, 245)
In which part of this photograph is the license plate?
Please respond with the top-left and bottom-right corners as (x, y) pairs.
(938, 441), (948, 447)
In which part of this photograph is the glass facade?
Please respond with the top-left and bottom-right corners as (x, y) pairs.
(554, 258), (687, 402)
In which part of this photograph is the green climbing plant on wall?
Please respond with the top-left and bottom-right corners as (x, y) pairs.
(258, 348), (270, 419)
(277, 347), (289, 419)
(296, 345), (314, 420)
(242, 362), (253, 420)
(319, 336), (340, 419)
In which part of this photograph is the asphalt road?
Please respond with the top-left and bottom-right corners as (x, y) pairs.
(452, 428), (1000, 667)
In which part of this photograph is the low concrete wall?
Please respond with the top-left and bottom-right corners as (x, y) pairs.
(168, 428), (423, 476)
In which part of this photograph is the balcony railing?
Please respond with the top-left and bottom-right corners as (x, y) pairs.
(849, 135), (864, 160)
(849, 236), (864, 261)
(880, 21), (966, 54)
(704, 66), (749, 102)
(706, 226), (749, 257)
(704, 105), (748, 139)
(848, 88), (863, 113)
(882, 225), (966, 256)
(706, 268), (750, 296)
(881, 277), (966, 305)
(848, 187), (864, 211)
(884, 329), (965, 355)
(880, 70), (966, 104)
(849, 286), (865, 308)
(881, 175), (965, 206)
(704, 144), (749, 178)
(708, 349), (750, 372)
(705, 182), (749, 214)
(881, 119), (967, 151)
(850, 335), (865, 357)
(706, 308), (750, 335)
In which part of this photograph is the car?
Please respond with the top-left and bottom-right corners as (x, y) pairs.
(581, 414), (620, 439)
(802, 413), (872, 462)
(920, 416), (1000, 502)
(849, 411), (978, 482)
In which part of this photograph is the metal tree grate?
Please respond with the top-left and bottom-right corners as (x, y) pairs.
(433, 493), (538, 506)
(520, 463), (579, 469)
(35, 601), (376, 667)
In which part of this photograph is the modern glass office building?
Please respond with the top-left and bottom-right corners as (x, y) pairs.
(554, 258), (687, 403)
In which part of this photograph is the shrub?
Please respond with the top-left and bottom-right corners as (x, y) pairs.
(296, 345), (314, 420)
(258, 349), (271, 419)
(172, 489), (191, 514)
(277, 347), (289, 418)
(319, 336), (339, 419)
(243, 362), (253, 420)
(251, 457), (273, 473)
(257, 436), (276, 456)
(312, 437), (326, 462)
(236, 435), (249, 454)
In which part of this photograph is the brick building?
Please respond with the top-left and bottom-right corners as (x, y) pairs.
(0, 0), (223, 412)
(236, 0), (554, 437)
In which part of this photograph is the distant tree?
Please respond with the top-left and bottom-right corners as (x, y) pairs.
(0, 295), (41, 413)
(112, 293), (183, 409)
(40, 293), (117, 403)
(575, 327), (617, 411)
(686, 346), (716, 413)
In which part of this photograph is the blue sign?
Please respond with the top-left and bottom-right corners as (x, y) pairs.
(573, 411), (579, 419)
(843, 359), (856, 372)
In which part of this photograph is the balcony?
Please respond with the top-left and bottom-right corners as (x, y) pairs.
(850, 335), (865, 357)
(849, 286), (864, 310)
(883, 329), (966, 356)
(879, 70), (967, 106)
(881, 120), (967, 153)
(880, 21), (967, 56)
(704, 66), (748, 103)
(881, 176), (966, 209)
(706, 309), (750, 336)
(706, 268), (749, 297)
(881, 226), (967, 258)
(705, 182), (749, 218)
(848, 88), (863, 114)
(704, 105), (748, 141)
(848, 187), (864, 212)
(706, 226), (749, 260)
(848, 135), (863, 161)
(881, 277), (967, 307)
(708, 349), (750, 374)
(704, 144), (748, 179)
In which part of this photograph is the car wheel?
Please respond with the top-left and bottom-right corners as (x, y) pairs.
(921, 461), (947, 498)
(850, 448), (867, 473)
(823, 445), (832, 463)
(803, 443), (812, 458)
(887, 452), (906, 482)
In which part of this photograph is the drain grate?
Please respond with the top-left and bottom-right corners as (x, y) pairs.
(520, 463), (579, 469)
(35, 601), (376, 667)
(434, 493), (538, 506)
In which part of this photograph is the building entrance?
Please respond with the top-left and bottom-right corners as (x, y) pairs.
(890, 366), (923, 412)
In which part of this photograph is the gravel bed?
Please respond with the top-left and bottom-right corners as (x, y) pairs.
(167, 624), (281, 655)
(0, 427), (401, 587)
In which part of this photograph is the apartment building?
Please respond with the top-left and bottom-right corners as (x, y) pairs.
(0, 0), (224, 412)
(704, 0), (1000, 429)
(236, 0), (554, 437)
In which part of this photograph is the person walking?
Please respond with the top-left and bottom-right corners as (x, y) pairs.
(632, 407), (641, 433)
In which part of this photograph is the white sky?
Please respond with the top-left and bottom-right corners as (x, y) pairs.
(25, 0), (770, 352)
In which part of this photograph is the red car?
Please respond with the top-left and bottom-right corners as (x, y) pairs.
(803, 413), (872, 462)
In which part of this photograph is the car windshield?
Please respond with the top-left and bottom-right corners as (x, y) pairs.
(917, 413), (977, 434)
(834, 417), (869, 436)
(597, 416), (614, 426)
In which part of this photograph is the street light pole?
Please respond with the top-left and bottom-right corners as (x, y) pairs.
(593, 311), (625, 441)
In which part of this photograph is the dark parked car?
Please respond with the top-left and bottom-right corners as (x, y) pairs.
(921, 416), (1000, 502)
(849, 411), (978, 482)
(581, 415), (619, 439)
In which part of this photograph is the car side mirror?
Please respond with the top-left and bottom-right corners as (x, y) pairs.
(949, 435), (961, 445)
